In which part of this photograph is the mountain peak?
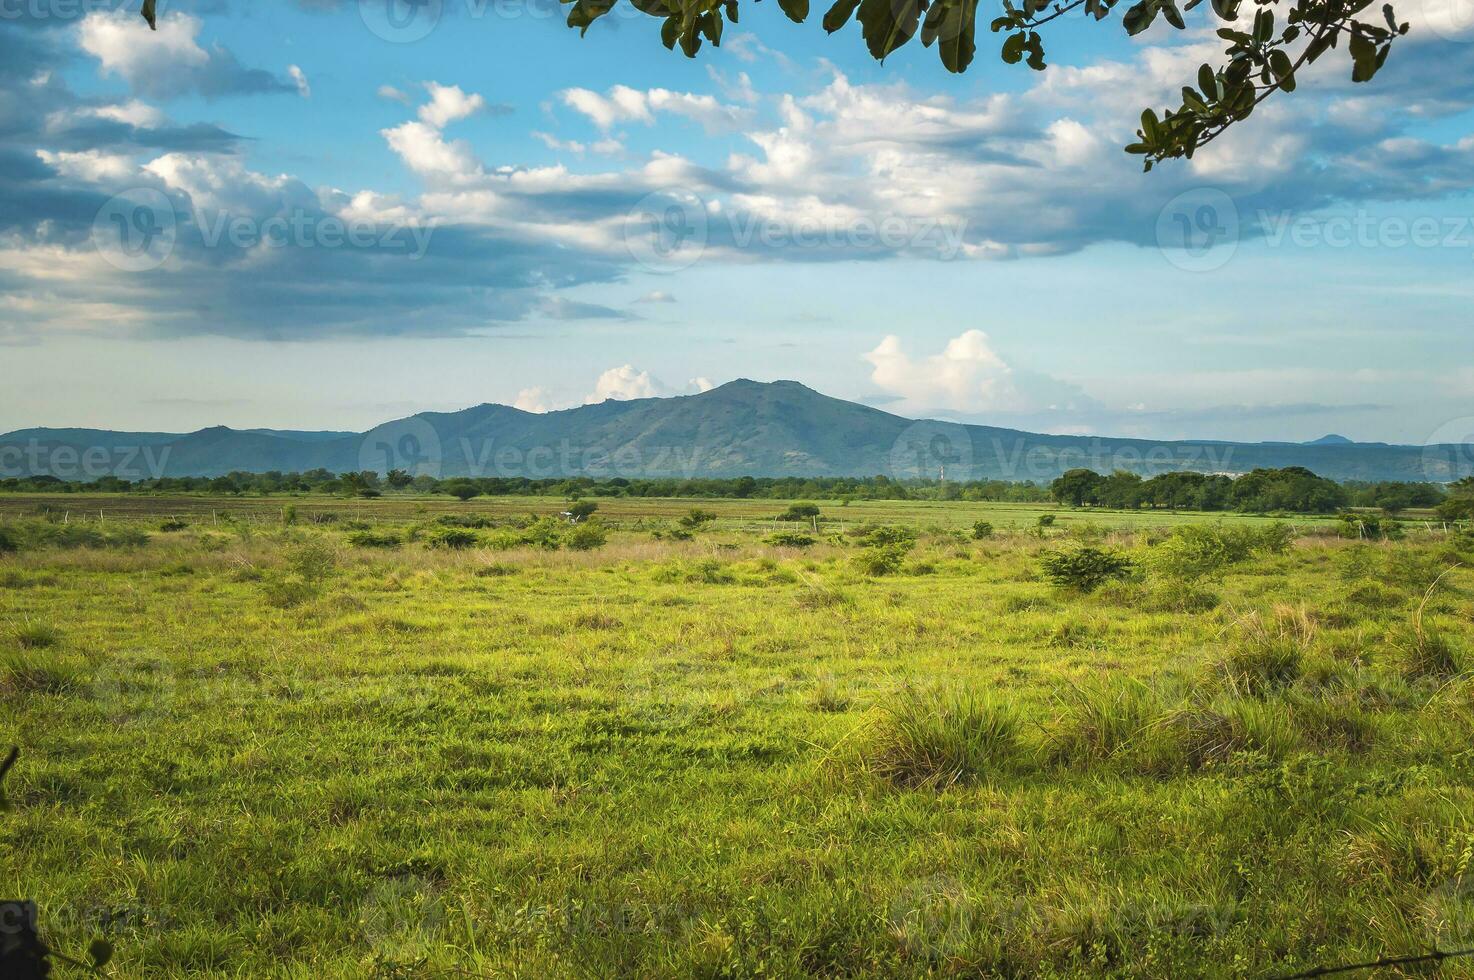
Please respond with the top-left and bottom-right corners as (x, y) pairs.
(1306, 434), (1354, 446)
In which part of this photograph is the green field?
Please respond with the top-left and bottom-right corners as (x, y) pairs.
(3, 495), (1473, 977)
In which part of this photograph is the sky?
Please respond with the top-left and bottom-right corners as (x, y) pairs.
(1, 0), (1473, 445)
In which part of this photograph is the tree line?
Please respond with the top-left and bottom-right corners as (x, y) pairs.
(1049, 467), (1460, 516)
(2, 468), (1468, 518)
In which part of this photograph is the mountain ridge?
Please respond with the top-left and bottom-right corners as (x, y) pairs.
(2, 380), (1467, 484)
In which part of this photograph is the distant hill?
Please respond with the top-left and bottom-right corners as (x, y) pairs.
(2, 380), (1468, 483)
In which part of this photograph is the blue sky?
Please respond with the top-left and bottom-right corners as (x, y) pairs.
(1, 0), (1472, 444)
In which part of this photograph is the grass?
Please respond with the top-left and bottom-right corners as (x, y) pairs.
(0, 495), (1472, 977)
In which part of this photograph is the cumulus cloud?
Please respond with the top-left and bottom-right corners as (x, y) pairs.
(514, 387), (554, 413)
(77, 11), (297, 100)
(864, 331), (1015, 414)
(585, 367), (714, 404)
(418, 82), (487, 128)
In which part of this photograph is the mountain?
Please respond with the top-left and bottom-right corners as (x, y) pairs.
(2, 380), (1468, 484)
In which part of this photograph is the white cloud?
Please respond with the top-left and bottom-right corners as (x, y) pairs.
(77, 10), (293, 99)
(418, 82), (486, 128)
(560, 85), (751, 132)
(377, 85), (411, 104)
(289, 65), (310, 99)
(634, 291), (676, 304)
(514, 387), (554, 413)
(864, 331), (1016, 414)
(587, 364), (662, 403)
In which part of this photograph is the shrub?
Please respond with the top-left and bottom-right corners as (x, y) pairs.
(1037, 514), (1057, 528)
(285, 541), (337, 582)
(857, 526), (917, 549)
(281, 505), (298, 526)
(522, 516), (567, 550)
(679, 508), (717, 529)
(767, 531), (816, 548)
(867, 686), (1022, 789)
(567, 500), (599, 522)
(158, 520), (189, 533)
(564, 522), (608, 551)
(0, 525), (17, 554)
(1148, 523), (1295, 582)
(854, 544), (910, 577)
(779, 502), (821, 522)
(1038, 548), (1133, 592)
(426, 527), (479, 550)
(971, 521), (994, 540)
(348, 529), (401, 549)
(437, 514), (496, 529)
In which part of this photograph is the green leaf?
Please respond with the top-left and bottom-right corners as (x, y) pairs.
(778, 0), (811, 23)
(1001, 30), (1026, 62)
(141, 0), (156, 29)
(922, 0), (979, 71)
(1210, 0), (1238, 20)
(1160, 0), (1185, 29)
(1268, 48), (1296, 90)
(1349, 29), (1378, 81)
(857, 0), (927, 59)
(1122, 0), (1157, 36)
(1197, 63), (1217, 96)
(1252, 7), (1273, 42)
(823, 0), (863, 32)
(567, 0), (618, 35)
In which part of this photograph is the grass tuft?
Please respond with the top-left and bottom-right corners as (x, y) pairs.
(867, 686), (1022, 789)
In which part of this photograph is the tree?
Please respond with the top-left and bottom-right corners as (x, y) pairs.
(1051, 469), (1104, 507)
(445, 481), (481, 502)
(542, 0), (1408, 167)
(385, 469), (413, 491)
(567, 500), (600, 522)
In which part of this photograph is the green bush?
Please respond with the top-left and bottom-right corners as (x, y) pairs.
(779, 502), (821, 522)
(971, 521), (994, 540)
(564, 522), (608, 551)
(0, 525), (18, 554)
(766, 531), (816, 548)
(854, 543), (910, 577)
(347, 529), (401, 549)
(679, 508), (717, 529)
(857, 526), (917, 549)
(1038, 548), (1133, 592)
(426, 527), (480, 550)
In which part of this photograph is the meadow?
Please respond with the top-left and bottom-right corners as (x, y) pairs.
(2, 493), (1472, 978)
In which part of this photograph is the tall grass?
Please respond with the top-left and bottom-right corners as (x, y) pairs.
(867, 686), (1022, 789)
